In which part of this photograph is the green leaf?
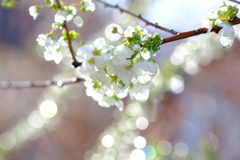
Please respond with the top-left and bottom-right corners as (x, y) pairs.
(142, 33), (162, 52)
(134, 27), (144, 36)
(127, 33), (141, 45)
(130, 52), (139, 60)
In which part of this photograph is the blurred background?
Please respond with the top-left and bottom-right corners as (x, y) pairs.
(0, 0), (240, 159)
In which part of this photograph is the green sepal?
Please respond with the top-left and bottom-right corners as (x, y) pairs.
(109, 75), (118, 82)
(62, 31), (67, 40)
(69, 30), (78, 41)
(118, 80), (125, 88)
(79, 41), (85, 47)
(88, 58), (95, 64)
(93, 49), (101, 56)
(112, 27), (118, 34)
(1, 0), (15, 9)
(113, 94), (120, 101)
(36, 6), (41, 14)
(129, 82), (133, 88)
(130, 52), (139, 60)
(102, 66), (108, 72)
(45, 0), (51, 5)
(93, 81), (101, 89)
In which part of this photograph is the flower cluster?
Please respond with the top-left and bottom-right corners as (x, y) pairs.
(202, 1), (239, 48)
(77, 26), (161, 110)
(36, 34), (69, 64)
(28, 0), (95, 28)
(32, 0), (95, 64)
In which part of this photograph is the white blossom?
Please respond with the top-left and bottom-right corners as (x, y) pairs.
(54, 6), (77, 24)
(129, 81), (154, 102)
(202, 2), (236, 47)
(54, 10), (68, 24)
(124, 26), (135, 37)
(132, 61), (159, 85)
(43, 51), (62, 64)
(112, 45), (134, 66)
(36, 34), (47, 46)
(83, 0), (95, 12)
(73, 15), (84, 27)
(29, 6), (40, 20)
(75, 27), (159, 109)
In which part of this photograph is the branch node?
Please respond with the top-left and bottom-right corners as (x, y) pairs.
(95, 0), (177, 35)
(72, 61), (82, 68)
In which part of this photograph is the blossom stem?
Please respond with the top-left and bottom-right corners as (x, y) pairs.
(55, 0), (82, 68)
(162, 17), (240, 44)
(55, 0), (63, 9)
(0, 77), (84, 88)
(69, 3), (81, 6)
(228, 0), (240, 4)
(48, 28), (55, 35)
(94, 0), (179, 35)
(39, 4), (49, 8)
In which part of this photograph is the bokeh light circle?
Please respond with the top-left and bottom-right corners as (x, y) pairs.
(102, 135), (114, 148)
(39, 100), (58, 118)
(133, 136), (147, 149)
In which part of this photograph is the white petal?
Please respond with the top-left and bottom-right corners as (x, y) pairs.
(114, 44), (134, 58)
(140, 50), (151, 60)
(94, 38), (106, 49)
(237, 10), (240, 18)
(73, 15), (84, 28)
(133, 61), (159, 85)
(218, 24), (235, 48)
(77, 45), (94, 60)
(115, 101), (124, 111)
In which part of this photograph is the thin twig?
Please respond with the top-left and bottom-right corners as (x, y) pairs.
(228, 0), (240, 4)
(56, 0), (81, 68)
(162, 17), (240, 44)
(0, 77), (84, 89)
(94, 0), (179, 35)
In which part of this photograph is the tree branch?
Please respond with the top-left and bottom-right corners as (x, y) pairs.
(94, 0), (179, 35)
(162, 17), (240, 44)
(0, 77), (84, 89)
(56, 0), (82, 68)
(228, 0), (240, 4)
